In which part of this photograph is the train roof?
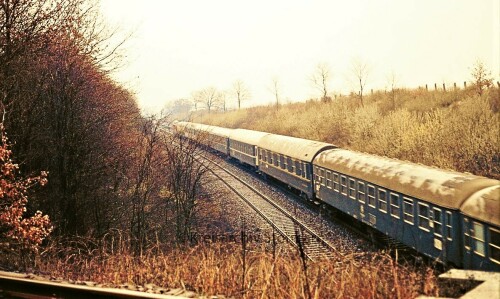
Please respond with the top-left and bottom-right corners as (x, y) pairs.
(314, 149), (499, 223)
(207, 125), (233, 137)
(258, 134), (336, 162)
(461, 185), (500, 227)
(182, 122), (233, 137)
(229, 129), (271, 145)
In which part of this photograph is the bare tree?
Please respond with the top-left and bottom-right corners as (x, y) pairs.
(386, 70), (399, 109)
(191, 91), (201, 111)
(221, 90), (230, 112)
(129, 114), (168, 252)
(351, 58), (370, 107)
(167, 98), (192, 117)
(311, 63), (331, 102)
(470, 60), (493, 96)
(270, 77), (280, 108)
(162, 130), (208, 244)
(193, 87), (221, 113)
(233, 80), (250, 109)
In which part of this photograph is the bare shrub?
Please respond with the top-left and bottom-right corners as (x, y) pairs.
(0, 124), (52, 268)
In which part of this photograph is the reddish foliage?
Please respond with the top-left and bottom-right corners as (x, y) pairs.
(0, 124), (52, 253)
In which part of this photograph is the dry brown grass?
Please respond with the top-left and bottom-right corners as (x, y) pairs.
(33, 238), (438, 299)
(196, 87), (500, 179)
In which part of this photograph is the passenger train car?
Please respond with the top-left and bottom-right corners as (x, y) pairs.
(173, 121), (500, 271)
(257, 134), (334, 199)
(314, 149), (500, 270)
(229, 129), (269, 167)
(176, 121), (232, 155)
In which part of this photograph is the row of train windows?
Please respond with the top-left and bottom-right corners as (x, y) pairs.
(314, 167), (453, 238)
(231, 141), (254, 155)
(259, 150), (310, 179)
(464, 219), (500, 264)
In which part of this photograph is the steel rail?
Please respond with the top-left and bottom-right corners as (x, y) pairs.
(197, 152), (339, 261)
(0, 271), (188, 299)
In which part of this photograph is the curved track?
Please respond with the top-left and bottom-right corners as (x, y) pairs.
(198, 152), (339, 261)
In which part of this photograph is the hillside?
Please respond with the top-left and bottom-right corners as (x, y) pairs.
(194, 87), (500, 180)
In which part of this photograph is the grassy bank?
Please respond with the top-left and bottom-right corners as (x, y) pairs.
(195, 88), (500, 179)
(32, 240), (438, 298)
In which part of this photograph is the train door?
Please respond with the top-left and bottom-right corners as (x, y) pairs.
(357, 181), (369, 224)
(432, 208), (444, 254)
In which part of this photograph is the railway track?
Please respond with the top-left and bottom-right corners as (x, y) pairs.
(0, 271), (188, 299)
(198, 152), (339, 261)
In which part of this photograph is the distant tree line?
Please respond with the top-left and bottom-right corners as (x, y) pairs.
(168, 58), (495, 119)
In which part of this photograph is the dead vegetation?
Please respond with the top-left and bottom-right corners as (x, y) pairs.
(33, 236), (438, 299)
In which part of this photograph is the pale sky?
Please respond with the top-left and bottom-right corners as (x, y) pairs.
(100, 0), (500, 113)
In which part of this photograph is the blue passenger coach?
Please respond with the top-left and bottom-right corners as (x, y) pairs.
(229, 129), (270, 167)
(179, 122), (232, 155)
(460, 185), (499, 270)
(313, 148), (500, 270)
(257, 134), (335, 200)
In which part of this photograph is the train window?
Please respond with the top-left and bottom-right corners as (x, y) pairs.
(340, 176), (348, 195)
(296, 161), (302, 176)
(390, 193), (400, 218)
(358, 182), (365, 203)
(326, 171), (332, 188)
(280, 155), (286, 169)
(378, 189), (388, 212)
(403, 197), (414, 224)
(304, 164), (309, 179)
(320, 169), (326, 186)
(367, 185), (376, 207)
(349, 179), (356, 199)
(489, 228), (500, 265)
(333, 173), (340, 191)
(464, 218), (471, 249)
(472, 222), (485, 256)
(287, 157), (293, 172)
(268, 151), (273, 164)
(445, 211), (453, 240)
(274, 154), (279, 167)
(418, 204), (430, 231)
(433, 208), (443, 237)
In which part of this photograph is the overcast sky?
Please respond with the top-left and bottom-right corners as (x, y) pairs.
(100, 0), (499, 113)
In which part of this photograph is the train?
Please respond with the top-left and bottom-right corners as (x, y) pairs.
(173, 121), (500, 271)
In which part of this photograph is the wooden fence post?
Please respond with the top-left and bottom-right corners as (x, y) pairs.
(464, 81), (467, 88)
(443, 83), (446, 92)
(425, 84), (428, 91)
(434, 83), (437, 91)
